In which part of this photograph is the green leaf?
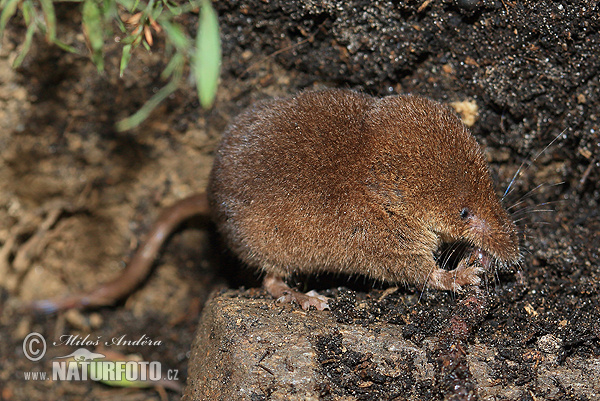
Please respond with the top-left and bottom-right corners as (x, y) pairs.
(130, 0), (141, 12)
(39, 0), (56, 42)
(160, 51), (183, 79)
(21, 0), (33, 25)
(161, 0), (179, 15)
(161, 20), (191, 53)
(116, 0), (136, 11)
(82, 0), (105, 71)
(151, 3), (163, 21)
(193, 0), (220, 108)
(132, 28), (143, 46)
(53, 38), (79, 53)
(102, 0), (122, 29)
(119, 43), (132, 76)
(161, 1), (192, 16)
(12, 17), (36, 67)
(0, 0), (19, 41)
(116, 75), (180, 131)
(119, 28), (142, 46)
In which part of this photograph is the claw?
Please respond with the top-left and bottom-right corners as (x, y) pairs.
(428, 248), (488, 292)
(264, 273), (330, 310)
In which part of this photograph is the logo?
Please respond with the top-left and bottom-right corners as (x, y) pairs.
(22, 332), (179, 384)
(23, 332), (46, 361)
(54, 348), (106, 362)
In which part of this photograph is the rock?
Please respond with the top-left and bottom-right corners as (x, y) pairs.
(183, 290), (433, 400)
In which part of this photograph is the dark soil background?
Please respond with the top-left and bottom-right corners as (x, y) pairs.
(0, 0), (598, 400)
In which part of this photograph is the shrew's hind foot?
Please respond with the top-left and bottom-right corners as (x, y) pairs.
(427, 252), (486, 292)
(263, 273), (330, 311)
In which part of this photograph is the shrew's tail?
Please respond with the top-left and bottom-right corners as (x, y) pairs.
(29, 193), (210, 313)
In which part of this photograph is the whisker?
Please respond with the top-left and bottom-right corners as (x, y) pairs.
(503, 159), (528, 201)
(515, 220), (553, 227)
(511, 208), (556, 218)
(514, 206), (554, 213)
(440, 245), (460, 270)
(524, 199), (565, 207)
(505, 182), (565, 210)
(513, 217), (536, 225)
(510, 199), (564, 212)
(512, 209), (556, 218)
(502, 129), (567, 201)
(419, 269), (433, 303)
(493, 264), (501, 289)
(511, 204), (560, 214)
(509, 200), (565, 216)
(506, 198), (531, 212)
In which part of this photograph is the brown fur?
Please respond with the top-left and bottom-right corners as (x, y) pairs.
(208, 89), (520, 289)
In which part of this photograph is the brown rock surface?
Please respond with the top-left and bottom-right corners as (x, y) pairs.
(184, 290), (433, 400)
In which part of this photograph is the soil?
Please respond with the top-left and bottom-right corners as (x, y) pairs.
(0, 1), (598, 400)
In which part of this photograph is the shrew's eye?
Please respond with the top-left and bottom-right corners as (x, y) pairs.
(460, 207), (471, 219)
